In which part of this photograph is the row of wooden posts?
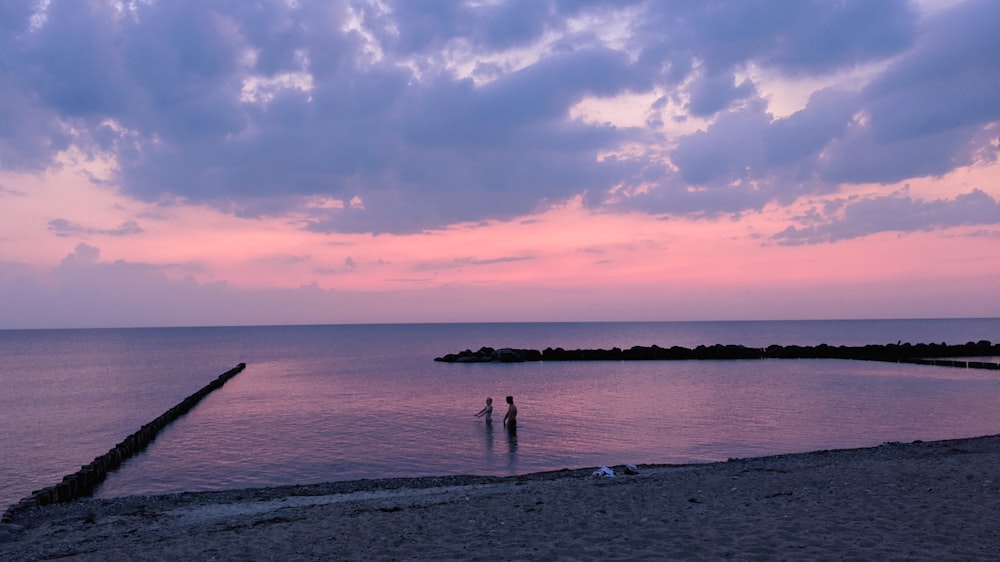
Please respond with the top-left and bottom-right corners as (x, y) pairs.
(2, 362), (246, 523)
(899, 358), (1000, 369)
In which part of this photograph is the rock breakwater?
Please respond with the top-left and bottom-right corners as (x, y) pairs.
(435, 341), (1000, 367)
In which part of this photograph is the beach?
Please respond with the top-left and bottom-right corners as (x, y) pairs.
(2, 435), (998, 561)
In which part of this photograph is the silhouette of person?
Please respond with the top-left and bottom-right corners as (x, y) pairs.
(503, 395), (517, 434)
(474, 397), (493, 425)
(504, 395), (518, 466)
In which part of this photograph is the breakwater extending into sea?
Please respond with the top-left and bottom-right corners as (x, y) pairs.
(2, 363), (246, 522)
(435, 340), (1000, 368)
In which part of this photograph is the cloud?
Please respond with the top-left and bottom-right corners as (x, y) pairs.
(817, 122), (982, 185)
(635, 0), (915, 77)
(413, 255), (534, 272)
(58, 242), (101, 268)
(611, 88), (859, 216)
(815, 0), (1000, 184)
(0, 184), (25, 197)
(862, 0), (1000, 143)
(0, 0), (996, 236)
(253, 254), (312, 266)
(0, 244), (329, 328)
(48, 219), (144, 238)
(455, 256), (534, 266)
(0, 244), (546, 328)
(686, 72), (757, 117)
(772, 188), (1000, 245)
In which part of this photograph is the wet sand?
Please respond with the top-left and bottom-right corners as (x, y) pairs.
(2, 434), (998, 560)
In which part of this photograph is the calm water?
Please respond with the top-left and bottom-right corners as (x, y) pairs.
(1, 319), (998, 509)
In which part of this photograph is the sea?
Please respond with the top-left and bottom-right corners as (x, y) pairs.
(2, 319), (999, 510)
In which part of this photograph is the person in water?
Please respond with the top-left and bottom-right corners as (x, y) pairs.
(474, 397), (493, 424)
(503, 395), (517, 431)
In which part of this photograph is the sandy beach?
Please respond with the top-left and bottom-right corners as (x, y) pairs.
(2, 434), (998, 561)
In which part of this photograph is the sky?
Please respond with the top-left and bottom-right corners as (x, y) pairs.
(0, 0), (998, 329)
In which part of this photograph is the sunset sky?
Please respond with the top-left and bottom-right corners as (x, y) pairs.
(1, 0), (998, 329)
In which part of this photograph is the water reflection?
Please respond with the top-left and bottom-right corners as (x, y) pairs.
(483, 421), (494, 457)
(506, 422), (518, 471)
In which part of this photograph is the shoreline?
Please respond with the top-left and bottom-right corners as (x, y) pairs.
(2, 434), (999, 560)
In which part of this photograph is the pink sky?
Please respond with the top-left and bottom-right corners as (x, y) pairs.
(0, 1), (998, 328)
(2, 157), (996, 328)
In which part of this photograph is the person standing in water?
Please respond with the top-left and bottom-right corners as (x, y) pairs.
(474, 397), (493, 424)
(503, 395), (517, 432)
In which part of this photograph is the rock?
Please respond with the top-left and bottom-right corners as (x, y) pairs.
(0, 523), (25, 543)
(434, 347), (541, 363)
(624, 464), (639, 475)
(494, 348), (524, 362)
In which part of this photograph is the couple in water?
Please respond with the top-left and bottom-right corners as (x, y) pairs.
(475, 396), (517, 432)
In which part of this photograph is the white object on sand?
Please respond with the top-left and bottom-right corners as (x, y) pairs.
(592, 466), (615, 478)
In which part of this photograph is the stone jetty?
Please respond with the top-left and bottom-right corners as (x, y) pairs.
(2, 362), (247, 523)
(435, 341), (1000, 368)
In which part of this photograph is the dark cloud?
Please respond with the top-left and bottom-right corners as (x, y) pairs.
(635, 0), (915, 77)
(772, 188), (1000, 245)
(0, 83), (74, 173)
(757, 0), (915, 74)
(813, 0), (1000, 184)
(380, 0), (546, 53)
(817, 123), (981, 185)
(686, 72), (756, 117)
(0, 0), (995, 236)
(624, 0), (997, 210)
(670, 100), (772, 187)
(24, 2), (129, 117)
(399, 48), (639, 147)
(863, 0), (1000, 143)
(763, 88), (859, 167)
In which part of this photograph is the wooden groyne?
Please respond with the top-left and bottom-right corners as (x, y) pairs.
(435, 341), (1000, 369)
(2, 362), (246, 523)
